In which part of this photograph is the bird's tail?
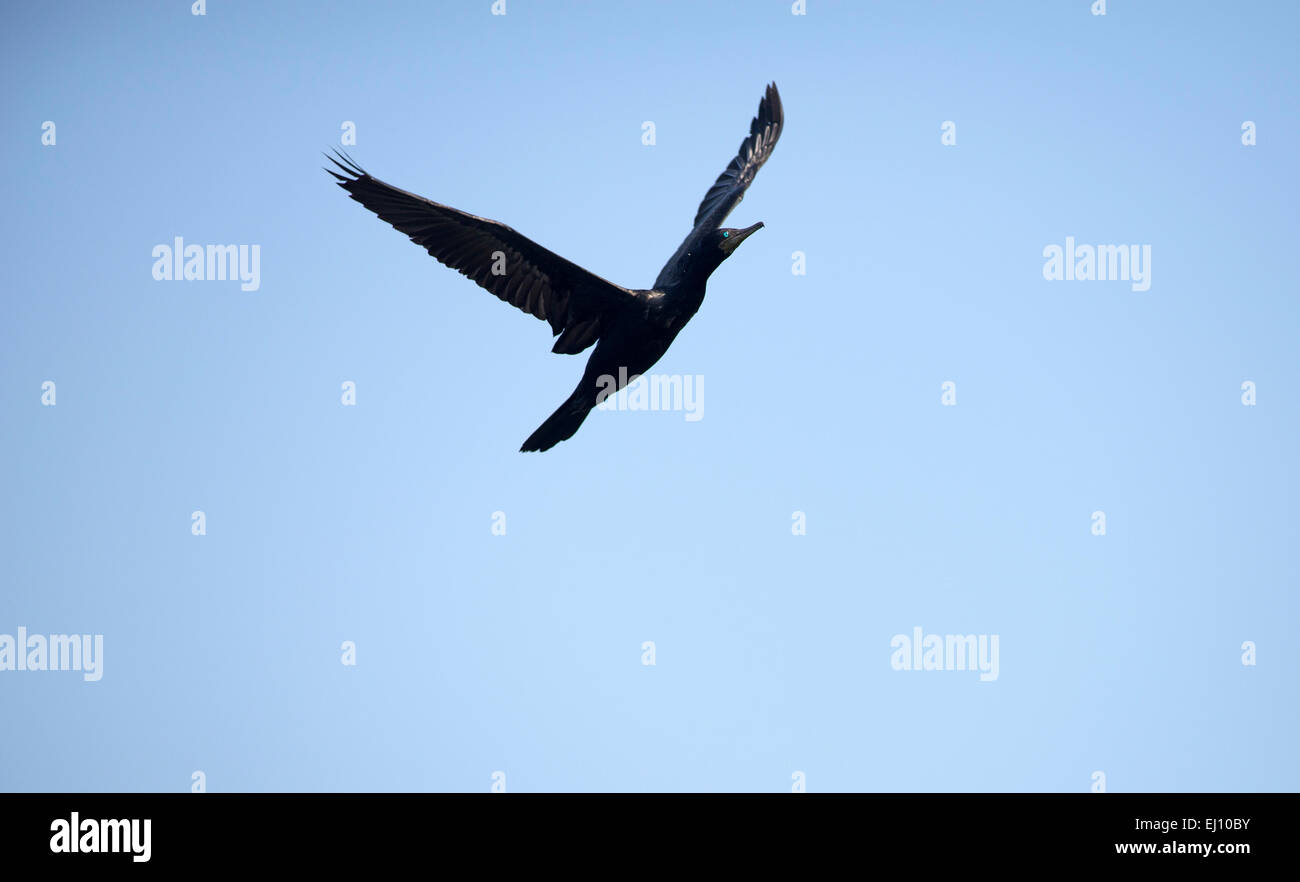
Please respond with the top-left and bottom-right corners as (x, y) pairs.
(520, 385), (595, 452)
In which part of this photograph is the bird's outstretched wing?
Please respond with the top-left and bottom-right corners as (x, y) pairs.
(690, 83), (784, 231)
(327, 151), (634, 354)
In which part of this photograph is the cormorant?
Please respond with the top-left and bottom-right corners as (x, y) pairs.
(327, 83), (783, 451)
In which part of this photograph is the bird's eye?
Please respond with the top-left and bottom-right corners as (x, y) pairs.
(722, 232), (730, 238)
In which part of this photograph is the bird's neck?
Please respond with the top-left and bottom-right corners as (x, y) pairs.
(654, 230), (723, 291)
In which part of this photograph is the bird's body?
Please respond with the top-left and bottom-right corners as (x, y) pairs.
(329, 83), (783, 451)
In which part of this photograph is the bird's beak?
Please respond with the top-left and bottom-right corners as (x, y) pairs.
(726, 222), (764, 250)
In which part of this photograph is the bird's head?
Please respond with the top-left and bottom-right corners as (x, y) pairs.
(713, 222), (764, 258)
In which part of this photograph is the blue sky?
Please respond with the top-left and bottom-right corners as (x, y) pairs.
(1, 0), (1296, 791)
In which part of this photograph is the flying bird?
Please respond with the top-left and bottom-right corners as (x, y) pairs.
(327, 83), (783, 451)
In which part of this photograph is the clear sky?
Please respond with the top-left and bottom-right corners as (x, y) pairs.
(1, 0), (1296, 792)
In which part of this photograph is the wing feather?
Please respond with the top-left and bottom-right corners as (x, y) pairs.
(690, 83), (784, 230)
(327, 151), (633, 354)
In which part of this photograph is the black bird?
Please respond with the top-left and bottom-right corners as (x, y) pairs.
(327, 83), (783, 452)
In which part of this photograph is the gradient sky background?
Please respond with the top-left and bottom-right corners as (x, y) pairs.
(2, 1), (1297, 792)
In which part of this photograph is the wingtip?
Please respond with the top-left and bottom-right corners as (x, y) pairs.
(325, 147), (367, 180)
(764, 82), (784, 125)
